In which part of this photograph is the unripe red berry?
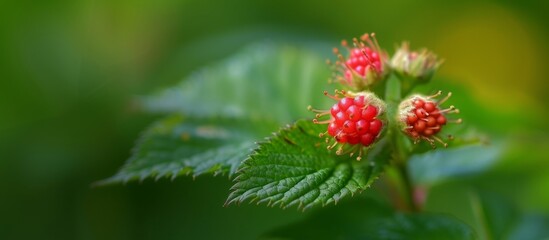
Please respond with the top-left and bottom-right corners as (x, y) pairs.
(398, 91), (461, 148)
(309, 90), (386, 160)
(329, 33), (389, 91)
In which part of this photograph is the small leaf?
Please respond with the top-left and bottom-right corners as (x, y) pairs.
(263, 198), (476, 240)
(226, 120), (390, 210)
(141, 43), (332, 124)
(409, 142), (503, 186)
(98, 115), (276, 185)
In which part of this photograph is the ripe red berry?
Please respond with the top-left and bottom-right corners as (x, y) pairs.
(398, 91), (461, 148)
(327, 96), (383, 145)
(310, 90), (385, 160)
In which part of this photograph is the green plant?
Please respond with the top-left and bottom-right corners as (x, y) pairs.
(98, 34), (549, 239)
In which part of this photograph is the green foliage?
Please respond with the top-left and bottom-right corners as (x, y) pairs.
(409, 143), (502, 186)
(471, 192), (549, 240)
(264, 198), (475, 240)
(104, 42), (502, 207)
(98, 115), (277, 184)
(226, 120), (390, 210)
(102, 41), (526, 237)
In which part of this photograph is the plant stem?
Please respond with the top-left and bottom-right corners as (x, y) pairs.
(385, 74), (420, 212)
(396, 160), (419, 212)
(388, 128), (420, 212)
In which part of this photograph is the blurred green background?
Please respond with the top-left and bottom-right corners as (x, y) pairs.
(1, 0), (548, 239)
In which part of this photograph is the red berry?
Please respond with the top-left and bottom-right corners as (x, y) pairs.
(414, 121), (426, 132)
(325, 93), (384, 147)
(346, 105), (361, 121)
(415, 108), (426, 118)
(330, 33), (388, 90)
(348, 135), (361, 145)
(407, 114), (418, 124)
(338, 97), (354, 110)
(426, 116), (437, 127)
(335, 111), (346, 125)
(424, 102), (436, 112)
(355, 65), (364, 76)
(437, 115), (447, 125)
(369, 119), (383, 136)
(328, 122), (338, 136)
(361, 134), (374, 146)
(414, 99), (424, 108)
(354, 95), (365, 108)
(343, 47), (383, 80)
(331, 104), (340, 116)
(311, 91), (386, 160)
(356, 120), (369, 135)
(399, 93), (461, 147)
(357, 56), (366, 65)
(362, 105), (378, 120)
(336, 134), (348, 143)
(342, 120), (356, 134)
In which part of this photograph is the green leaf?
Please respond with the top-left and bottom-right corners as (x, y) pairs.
(226, 120), (391, 210)
(98, 115), (277, 184)
(102, 43), (333, 183)
(470, 191), (549, 240)
(409, 143), (503, 186)
(263, 198), (476, 240)
(141, 43), (332, 124)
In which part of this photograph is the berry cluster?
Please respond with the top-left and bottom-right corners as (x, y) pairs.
(400, 91), (461, 147)
(309, 91), (385, 160)
(310, 32), (460, 160)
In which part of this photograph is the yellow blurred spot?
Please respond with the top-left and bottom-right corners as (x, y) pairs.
(431, 4), (544, 112)
(181, 133), (190, 141)
(196, 126), (229, 139)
